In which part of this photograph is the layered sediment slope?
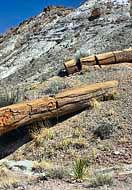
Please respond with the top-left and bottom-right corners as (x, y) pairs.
(0, 0), (131, 86)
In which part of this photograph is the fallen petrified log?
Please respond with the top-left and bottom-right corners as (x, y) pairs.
(64, 48), (132, 75)
(0, 80), (118, 135)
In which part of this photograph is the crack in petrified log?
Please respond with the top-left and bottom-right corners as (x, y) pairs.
(0, 81), (118, 136)
(0, 97), (57, 134)
(64, 48), (132, 75)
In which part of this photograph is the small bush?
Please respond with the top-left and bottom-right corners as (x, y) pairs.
(94, 121), (115, 140)
(90, 173), (113, 187)
(46, 167), (68, 179)
(44, 79), (70, 95)
(103, 90), (119, 101)
(0, 86), (23, 107)
(72, 158), (87, 180)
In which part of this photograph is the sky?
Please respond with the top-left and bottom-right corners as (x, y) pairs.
(0, 0), (84, 34)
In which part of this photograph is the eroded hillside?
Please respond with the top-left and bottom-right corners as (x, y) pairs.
(0, 0), (132, 190)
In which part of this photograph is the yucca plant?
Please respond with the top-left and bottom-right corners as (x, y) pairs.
(72, 158), (87, 180)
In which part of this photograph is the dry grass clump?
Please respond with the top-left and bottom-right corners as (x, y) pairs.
(44, 77), (71, 95)
(33, 160), (69, 179)
(33, 160), (53, 172)
(0, 86), (22, 108)
(90, 173), (113, 187)
(31, 127), (55, 147)
(29, 119), (54, 142)
(90, 98), (101, 109)
(0, 165), (20, 188)
(46, 166), (69, 179)
(54, 137), (87, 151)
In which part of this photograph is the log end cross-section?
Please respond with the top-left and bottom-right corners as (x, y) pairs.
(0, 97), (57, 135)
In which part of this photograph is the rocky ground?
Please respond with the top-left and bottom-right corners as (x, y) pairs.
(0, 0), (132, 189)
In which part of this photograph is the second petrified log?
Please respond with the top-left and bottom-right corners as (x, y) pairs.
(64, 48), (132, 75)
(0, 80), (118, 135)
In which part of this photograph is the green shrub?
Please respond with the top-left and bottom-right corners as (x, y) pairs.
(94, 121), (115, 140)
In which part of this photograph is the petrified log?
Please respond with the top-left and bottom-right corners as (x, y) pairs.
(64, 59), (82, 75)
(0, 80), (118, 135)
(55, 80), (118, 116)
(64, 48), (132, 75)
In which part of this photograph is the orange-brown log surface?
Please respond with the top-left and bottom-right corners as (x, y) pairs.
(0, 80), (118, 135)
(64, 48), (132, 75)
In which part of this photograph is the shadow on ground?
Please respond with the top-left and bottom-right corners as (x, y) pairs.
(0, 108), (88, 160)
(0, 126), (32, 159)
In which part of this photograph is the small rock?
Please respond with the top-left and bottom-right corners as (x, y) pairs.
(113, 151), (120, 155)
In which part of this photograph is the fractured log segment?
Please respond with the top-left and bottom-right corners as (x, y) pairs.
(0, 97), (57, 135)
(0, 80), (118, 135)
(64, 48), (132, 75)
(81, 52), (116, 66)
(55, 80), (118, 117)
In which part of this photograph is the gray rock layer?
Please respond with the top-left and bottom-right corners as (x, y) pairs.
(0, 0), (131, 86)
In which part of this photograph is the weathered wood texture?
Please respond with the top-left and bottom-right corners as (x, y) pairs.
(64, 59), (82, 75)
(64, 48), (132, 75)
(0, 80), (118, 135)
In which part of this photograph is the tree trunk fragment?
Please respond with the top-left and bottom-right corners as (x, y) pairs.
(64, 48), (132, 75)
(0, 80), (118, 135)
